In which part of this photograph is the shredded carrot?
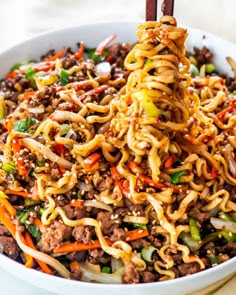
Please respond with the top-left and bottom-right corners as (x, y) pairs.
(53, 239), (106, 254)
(74, 42), (84, 60)
(137, 174), (167, 189)
(45, 47), (65, 62)
(125, 228), (149, 242)
(110, 166), (120, 180)
(53, 229), (149, 254)
(69, 199), (84, 208)
(70, 260), (80, 272)
(164, 154), (176, 169)
(0, 198), (16, 217)
(5, 69), (25, 79)
(128, 161), (143, 174)
(24, 231), (53, 275)
(12, 136), (28, 176)
(0, 205), (16, 237)
(84, 152), (101, 170)
(33, 218), (42, 229)
(21, 234), (35, 268)
(5, 189), (31, 198)
(22, 91), (35, 100)
(4, 116), (15, 132)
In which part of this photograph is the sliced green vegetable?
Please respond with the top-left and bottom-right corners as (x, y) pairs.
(14, 118), (36, 132)
(39, 208), (45, 215)
(220, 230), (236, 243)
(233, 90), (236, 96)
(207, 251), (219, 266)
(16, 210), (29, 223)
(24, 199), (41, 207)
(101, 266), (111, 273)
(36, 160), (45, 167)
(84, 47), (107, 64)
(189, 217), (201, 241)
(2, 162), (16, 174)
(205, 64), (215, 74)
(133, 90), (161, 117)
(60, 124), (70, 136)
(141, 245), (157, 262)
(77, 193), (82, 200)
(168, 143), (178, 154)
(26, 223), (41, 238)
(170, 170), (186, 185)
(133, 223), (148, 230)
(25, 66), (35, 79)
(0, 100), (5, 119)
(219, 212), (236, 223)
(9, 61), (28, 73)
(144, 59), (152, 66)
(180, 232), (202, 252)
(60, 69), (69, 85)
(189, 64), (199, 77)
(0, 190), (8, 199)
(16, 209), (41, 238)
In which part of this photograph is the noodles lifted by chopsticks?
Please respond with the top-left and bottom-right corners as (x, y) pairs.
(0, 16), (235, 284)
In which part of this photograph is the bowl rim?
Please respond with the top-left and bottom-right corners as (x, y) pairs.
(0, 252), (235, 289)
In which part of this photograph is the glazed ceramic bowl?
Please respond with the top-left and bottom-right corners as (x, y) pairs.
(0, 21), (235, 295)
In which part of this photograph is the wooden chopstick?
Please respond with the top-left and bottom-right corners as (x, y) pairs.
(162, 0), (175, 16)
(146, 0), (157, 21)
(146, 0), (175, 21)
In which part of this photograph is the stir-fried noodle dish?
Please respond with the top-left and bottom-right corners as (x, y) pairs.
(0, 16), (235, 284)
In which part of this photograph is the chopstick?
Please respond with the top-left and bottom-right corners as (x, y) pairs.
(146, 0), (157, 21)
(146, 0), (174, 21)
(162, 0), (175, 16)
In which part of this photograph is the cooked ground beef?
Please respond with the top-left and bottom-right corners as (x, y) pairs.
(96, 211), (122, 235)
(66, 251), (87, 262)
(50, 163), (61, 181)
(193, 46), (213, 66)
(122, 263), (140, 284)
(177, 262), (201, 276)
(38, 220), (72, 252)
(130, 238), (150, 250)
(140, 271), (156, 283)
(107, 43), (133, 68)
(0, 236), (20, 259)
(63, 205), (87, 219)
(97, 176), (113, 191)
(72, 225), (92, 244)
(0, 225), (11, 236)
(70, 269), (83, 281)
(110, 228), (126, 242)
(88, 249), (106, 265)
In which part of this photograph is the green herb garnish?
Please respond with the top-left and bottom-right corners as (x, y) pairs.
(14, 118), (36, 132)
(60, 69), (69, 85)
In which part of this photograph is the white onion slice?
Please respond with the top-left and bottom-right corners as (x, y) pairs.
(77, 181), (93, 192)
(28, 105), (45, 114)
(210, 217), (236, 233)
(80, 262), (122, 284)
(21, 138), (73, 169)
(111, 258), (124, 273)
(123, 215), (148, 224)
(95, 62), (111, 78)
(83, 200), (113, 212)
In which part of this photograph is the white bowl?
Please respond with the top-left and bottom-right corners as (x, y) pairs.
(0, 21), (235, 295)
